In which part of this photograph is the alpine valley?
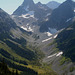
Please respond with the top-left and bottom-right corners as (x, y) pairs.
(0, 0), (75, 75)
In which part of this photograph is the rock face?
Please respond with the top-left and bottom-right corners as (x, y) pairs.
(13, 0), (52, 20)
(12, 0), (52, 39)
(47, 1), (61, 9)
(40, 0), (75, 32)
(13, 0), (35, 16)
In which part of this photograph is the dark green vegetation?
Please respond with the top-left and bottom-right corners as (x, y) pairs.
(0, 8), (37, 61)
(0, 8), (38, 75)
(56, 22), (75, 62)
(0, 59), (18, 75)
(0, 8), (58, 75)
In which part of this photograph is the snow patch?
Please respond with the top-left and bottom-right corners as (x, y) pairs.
(56, 52), (63, 57)
(74, 9), (75, 12)
(42, 37), (52, 42)
(47, 51), (63, 58)
(46, 13), (51, 16)
(19, 14), (34, 18)
(26, 23), (29, 26)
(47, 53), (57, 58)
(66, 18), (71, 22)
(19, 11), (35, 19)
(54, 34), (58, 38)
(21, 26), (33, 32)
(46, 32), (52, 36)
(19, 14), (29, 18)
(45, 18), (49, 21)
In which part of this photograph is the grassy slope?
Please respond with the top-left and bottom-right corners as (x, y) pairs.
(0, 8), (58, 75)
(0, 39), (58, 75)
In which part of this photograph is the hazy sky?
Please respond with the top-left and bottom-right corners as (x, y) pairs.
(0, 0), (74, 14)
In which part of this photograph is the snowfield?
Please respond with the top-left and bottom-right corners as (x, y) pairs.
(21, 26), (33, 32)
(19, 13), (34, 19)
(42, 37), (52, 42)
(56, 52), (63, 57)
(53, 34), (58, 38)
(42, 34), (58, 43)
(46, 32), (52, 36)
(19, 14), (30, 18)
(47, 51), (63, 58)
(74, 9), (75, 12)
(46, 13), (51, 16)
(47, 53), (57, 58)
(19, 10), (35, 19)
(66, 18), (72, 22)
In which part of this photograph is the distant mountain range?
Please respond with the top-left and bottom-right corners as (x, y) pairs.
(46, 1), (61, 9)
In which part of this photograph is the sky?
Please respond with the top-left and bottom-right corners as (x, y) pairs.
(0, 0), (74, 14)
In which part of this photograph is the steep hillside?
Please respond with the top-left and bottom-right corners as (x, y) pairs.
(56, 22), (75, 62)
(0, 8), (17, 33)
(0, 8), (36, 60)
(0, 8), (39, 74)
(41, 22), (75, 75)
(40, 0), (75, 32)
(0, 8), (58, 75)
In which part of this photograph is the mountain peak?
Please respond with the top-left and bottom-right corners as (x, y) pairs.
(47, 1), (60, 9)
(37, 2), (42, 5)
(36, 2), (43, 7)
(22, 0), (34, 6)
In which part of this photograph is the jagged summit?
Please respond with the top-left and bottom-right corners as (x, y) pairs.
(13, 0), (51, 19)
(36, 2), (42, 5)
(22, 0), (35, 8)
(13, 0), (36, 15)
